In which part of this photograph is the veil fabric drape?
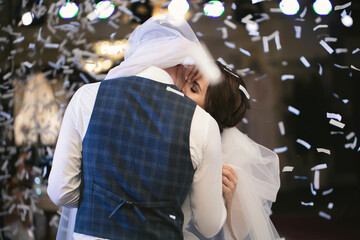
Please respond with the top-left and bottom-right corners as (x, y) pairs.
(185, 127), (281, 240)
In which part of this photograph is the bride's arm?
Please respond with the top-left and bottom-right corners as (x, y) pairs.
(222, 165), (238, 240)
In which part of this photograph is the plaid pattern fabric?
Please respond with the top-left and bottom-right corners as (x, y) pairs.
(75, 76), (196, 240)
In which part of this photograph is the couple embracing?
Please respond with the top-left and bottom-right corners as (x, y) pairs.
(48, 14), (280, 240)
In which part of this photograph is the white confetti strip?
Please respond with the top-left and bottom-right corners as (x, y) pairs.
(313, 24), (328, 31)
(300, 56), (310, 68)
(301, 201), (314, 206)
(166, 86), (184, 97)
(310, 182), (317, 195)
(318, 63), (323, 75)
(273, 146), (288, 153)
(328, 202), (334, 209)
(45, 43), (60, 49)
(322, 188), (334, 195)
(224, 19), (237, 29)
(299, 6), (307, 18)
(224, 41), (236, 49)
(217, 27), (228, 39)
(262, 31), (281, 53)
(22, 61), (34, 69)
(282, 166), (294, 172)
(334, 2), (352, 11)
(335, 48), (348, 54)
(269, 8), (282, 13)
(281, 75), (295, 81)
(329, 119), (345, 129)
(294, 175), (307, 180)
(316, 148), (331, 155)
(344, 136), (357, 149)
(239, 48), (251, 56)
(327, 112), (342, 121)
(252, 0), (268, 4)
(192, 12), (204, 23)
(346, 132), (355, 140)
(288, 106), (300, 116)
(296, 138), (311, 149)
(319, 40), (334, 54)
(334, 63), (348, 69)
(324, 37), (337, 42)
(314, 171), (320, 190)
(278, 121), (285, 135)
(319, 211), (331, 220)
(13, 36), (25, 44)
(352, 48), (360, 54)
(294, 26), (301, 39)
(351, 65), (360, 71)
(311, 163), (327, 171)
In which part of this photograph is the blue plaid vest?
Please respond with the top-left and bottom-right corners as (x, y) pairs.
(74, 76), (196, 239)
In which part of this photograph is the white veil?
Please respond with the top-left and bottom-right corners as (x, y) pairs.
(221, 127), (281, 240)
(55, 14), (219, 240)
(104, 14), (220, 84)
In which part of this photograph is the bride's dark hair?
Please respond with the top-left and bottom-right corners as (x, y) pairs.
(204, 61), (250, 132)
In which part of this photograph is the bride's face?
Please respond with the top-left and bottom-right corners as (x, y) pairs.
(181, 76), (209, 108)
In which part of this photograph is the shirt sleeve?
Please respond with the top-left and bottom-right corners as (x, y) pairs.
(188, 106), (227, 238)
(47, 88), (83, 208)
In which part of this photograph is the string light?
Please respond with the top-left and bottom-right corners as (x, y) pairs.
(96, 0), (115, 19)
(59, 2), (79, 19)
(279, 0), (300, 15)
(313, 0), (332, 16)
(168, 0), (190, 17)
(21, 11), (34, 26)
(203, 1), (225, 18)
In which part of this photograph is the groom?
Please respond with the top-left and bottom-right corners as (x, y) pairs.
(48, 14), (226, 239)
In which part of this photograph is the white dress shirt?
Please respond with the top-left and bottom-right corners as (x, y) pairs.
(47, 66), (226, 239)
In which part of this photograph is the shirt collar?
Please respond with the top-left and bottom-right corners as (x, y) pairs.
(136, 66), (174, 85)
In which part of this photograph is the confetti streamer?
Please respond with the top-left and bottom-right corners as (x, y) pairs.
(224, 41), (236, 49)
(351, 65), (360, 71)
(299, 6), (307, 18)
(288, 106), (300, 116)
(217, 27), (228, 39)
(282, 166), (294, 172)
(318, 63), (323, 75)
(310, 182), (317, 195)
(335, 48), (348, 54)
(296, 138), (311, 149)
(311, 163), (327, 171)
(294, 26), (301, 39)
(344, 136), (357, 149)
(316, 148), (331, 155)
(319, 211), (331, 220)
(324, 37), (337, 42)
(301, 201), (314, 206)
(300, 56), (310, 68)
(334, 2), (352, 11)
(224, 19), (237, 29)
(328, 202), (334, 209)
(278, 121), (285, 135)
(327, 112), (342, 122)
(239, 48), (251, 56)
(252, 0), (267, 3)
(281, 75), (295, 81)
(262, 31), (281, 53)
(334, 64), (348, 69)
(346, 132), (355, 140)
(313, 24), (328, 31)
(13, 36), (25, 44)
(273, 146), (288, 153)
(45, 43), (60, 49)
(329, 119), (345, 129)
(352, 48), (360, 54)
(269, 8), (282, 13)
(319, 40), (334, 54)
(294, 176), (307, 180)
(191, 12), (204, 23)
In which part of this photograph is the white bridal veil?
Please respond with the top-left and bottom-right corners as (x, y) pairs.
(221, 127), (281, 240)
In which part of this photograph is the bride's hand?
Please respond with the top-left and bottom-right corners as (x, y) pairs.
(222, 165), (238, 205)
(184, 65), (201, 83)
